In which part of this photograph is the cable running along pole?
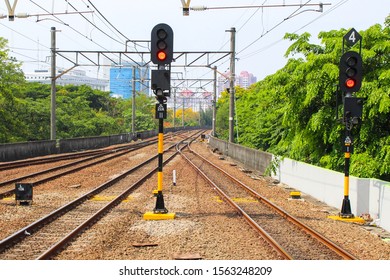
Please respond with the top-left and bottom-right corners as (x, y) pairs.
(227, 27), (236, 143)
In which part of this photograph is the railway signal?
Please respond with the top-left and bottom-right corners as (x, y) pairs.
(339, 51), (362, 93)
(144, 23), (175, 221)
(329, 28), (365, 224)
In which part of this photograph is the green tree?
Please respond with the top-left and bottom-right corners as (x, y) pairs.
(217, 17), (390, 180)
(0, 37), (28, 142)
(215, 90), (230, 139)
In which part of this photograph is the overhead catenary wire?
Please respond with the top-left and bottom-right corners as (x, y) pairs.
(200, 1), (316, 79)
(237, 0), (313, 56)
(238, 0), (350, 60)
(28, 0), (147, 82)
(85, 0), (147, 50)
(65, 0), (125, 47)
(29, 0), (111, 52)
(82, 0), (148, 84)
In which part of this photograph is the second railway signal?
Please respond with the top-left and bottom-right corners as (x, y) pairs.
(151, 23), (174, 65)
(339, 51), (362, 93)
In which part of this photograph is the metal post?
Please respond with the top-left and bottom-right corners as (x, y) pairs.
(173, 87), (176, 129)
(341, 93), (354, 218)
(132, 66), (136, 134)
(154, 109), (168, 213)
(50, 27), (56, 140)
(198, 101), (201, 126)
(182, 97), (185, 127)
(212, 66), (217, 136)
(341, 131), (353, 218)
(228, 27), (236, 143)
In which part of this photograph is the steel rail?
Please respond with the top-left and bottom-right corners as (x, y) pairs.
(178, 145), (292, 260)
(0, 139), (158, 199)
(0, 130), (204, 258)
(36, 131), (204, 260)
(181, 142), (357, 260)
(0, 149), (106, 171)
(0, 131), (175, 171)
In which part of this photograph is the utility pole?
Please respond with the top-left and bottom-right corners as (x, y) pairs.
(198, 101), (201, 126)
(50, 27), (56, 141)
(227, 27), (236, 143)
(212, 66), (217, 136)
(132, 66), (136, 134)
(173, 87), (176, 129)
(182, 97), (185, 127)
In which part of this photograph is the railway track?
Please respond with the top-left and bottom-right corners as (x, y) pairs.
(0, 149), (107, 172)
(178, 141), (357, 260)
(0, 130), (204, 259)
(0, 133), (189, 199)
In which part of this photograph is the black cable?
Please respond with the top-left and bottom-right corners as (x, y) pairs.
(29, 0), (109, 51)
(65, 0), (125, 46)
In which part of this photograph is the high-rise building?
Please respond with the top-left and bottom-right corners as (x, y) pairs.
(217, 70), (257, 96)
(109, 64), (149, 99)
(238, 71), (257, 89)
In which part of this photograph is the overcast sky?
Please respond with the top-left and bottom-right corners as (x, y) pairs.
(0, 0), (389, 91)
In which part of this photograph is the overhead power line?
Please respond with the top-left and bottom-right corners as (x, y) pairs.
(238, 0), (350, 60)
(29, 0), (110, 51)
(190, 2), (329, 12)
(65, 0), (125, 47)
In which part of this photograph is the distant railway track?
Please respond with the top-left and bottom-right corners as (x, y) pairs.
(0, 132), (191, 200)
(0, 130), (204, 260)
(0, 140), (156, 199)
(179, 141), (357, 260)
(0, 149), (108, 172)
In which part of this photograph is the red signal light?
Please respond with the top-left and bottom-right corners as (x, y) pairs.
(157, 50), (167, 61)
(345, 78), (356, 88)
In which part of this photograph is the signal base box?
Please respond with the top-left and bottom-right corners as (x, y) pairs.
(15, 183), (33, 205)
(151, 70), (170, 97)
(344, 97), (364, 119)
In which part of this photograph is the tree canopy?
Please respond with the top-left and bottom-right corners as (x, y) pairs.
(0, 35), (204, 143)
(216, 17), (390, 180)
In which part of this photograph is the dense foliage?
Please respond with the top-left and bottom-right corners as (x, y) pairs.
(216, 17), (390, 180)
(0, 36), (205, 143)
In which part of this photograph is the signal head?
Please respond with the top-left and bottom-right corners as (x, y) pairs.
(151, 24), (174, 65)
(339, 51), (362, 93)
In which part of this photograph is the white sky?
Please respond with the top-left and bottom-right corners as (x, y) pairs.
(0, 0), (389, 92)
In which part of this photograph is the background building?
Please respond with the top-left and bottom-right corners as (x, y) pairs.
(109, 64), (150, 99)
(237, 71), (257, 89)
(25, 68), (109, 91)
(217, 70), (257, 96)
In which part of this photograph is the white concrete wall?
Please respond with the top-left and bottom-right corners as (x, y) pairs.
(273, 156), (390, 232)
(207, 137), (390, 233)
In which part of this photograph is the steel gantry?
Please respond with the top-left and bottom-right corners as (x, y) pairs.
(49, 30), (231, 140)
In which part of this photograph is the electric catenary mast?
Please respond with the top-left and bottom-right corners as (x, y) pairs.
(144, 23), (175, 220)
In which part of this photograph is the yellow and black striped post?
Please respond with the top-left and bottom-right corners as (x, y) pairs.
(143, 99), (175, 220)
(340, 134), (353, 218)
(154, 117), (168, 213)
